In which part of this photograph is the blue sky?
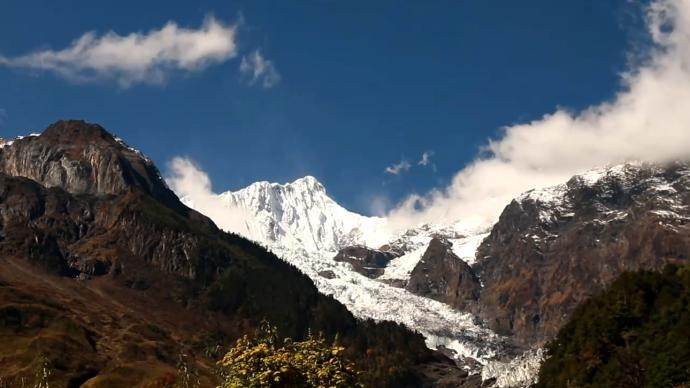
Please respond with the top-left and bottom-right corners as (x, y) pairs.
(0, 0), (651, 214)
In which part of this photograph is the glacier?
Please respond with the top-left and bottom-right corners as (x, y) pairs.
(179, 176), (510, 363)
(176, 174), (554, 386)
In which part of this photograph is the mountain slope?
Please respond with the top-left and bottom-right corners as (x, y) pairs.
(472, 161), (690, 347)
(0, 120), (459, 387)
(537, 264), (690, 387)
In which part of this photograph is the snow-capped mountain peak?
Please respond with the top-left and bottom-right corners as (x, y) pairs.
(216, 176), (388, 252)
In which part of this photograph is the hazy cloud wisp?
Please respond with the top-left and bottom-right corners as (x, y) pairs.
(239, 49), (280, 88)
(385, 160), (412, 175)
(418, 151), (434, 166)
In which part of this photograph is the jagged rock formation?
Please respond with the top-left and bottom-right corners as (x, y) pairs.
(406, 238), (481, 311)
(333, 245), (397, 278)
(0, 120), (464, 387)
(472, 162), (690, 347)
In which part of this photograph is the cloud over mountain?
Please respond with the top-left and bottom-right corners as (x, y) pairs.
(388, 0), (690, 229)
(166, 157), (254, 234)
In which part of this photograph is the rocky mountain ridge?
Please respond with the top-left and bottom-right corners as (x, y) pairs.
(0, 120), (467, 387)
(406, 238), (481, 311)
(0, 121), (183, 212)
(471, 161), (690, 347)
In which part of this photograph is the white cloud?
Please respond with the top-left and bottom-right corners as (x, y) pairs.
(0, 16), (237, 87)
(385, 160), (412, 175)
(166, 157), (255, 235)
(239, 49), (280, 88)
(418, 151), (434, 167)
(388, 0), (690, 229)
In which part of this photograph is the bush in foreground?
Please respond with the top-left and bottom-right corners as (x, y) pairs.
(217, 323), (361, 387)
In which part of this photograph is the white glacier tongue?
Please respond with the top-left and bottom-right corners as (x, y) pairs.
(271, 245), (507, 363)
(481, 349), (544, 388)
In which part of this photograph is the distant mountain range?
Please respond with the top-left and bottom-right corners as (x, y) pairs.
(1, 120), (688, 387)
(184, 156), (690, 387)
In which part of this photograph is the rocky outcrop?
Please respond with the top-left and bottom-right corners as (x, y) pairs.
(473, 162), (690, 347)
(333, 245), (397, 278)
(0, 120), (186, 213)
(406, 238), (481, 310)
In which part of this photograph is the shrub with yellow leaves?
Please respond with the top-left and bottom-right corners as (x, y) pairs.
(217, 322), (362, 387)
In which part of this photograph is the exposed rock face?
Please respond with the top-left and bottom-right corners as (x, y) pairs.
(0, 120), (184, 212)
(318, 270), (336, 279)
(473, 162), (690, 347)
(0, 167), (220, 282)
(406, 238), (481, 310)
(333, 245), (397, 278)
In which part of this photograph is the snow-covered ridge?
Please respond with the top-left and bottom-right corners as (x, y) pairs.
(114, 135), (154, 165)
(0, 133), (40, 149)
(514, 161), (688, 225)
(173, 163), (690, 387)
(519, 162), (637, 200)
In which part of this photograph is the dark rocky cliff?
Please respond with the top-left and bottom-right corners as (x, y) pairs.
(406, 238), (481, 311)
(333, 245), (397, 278)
